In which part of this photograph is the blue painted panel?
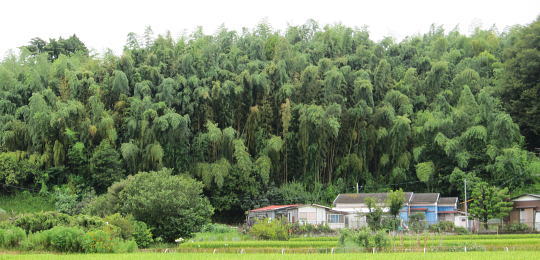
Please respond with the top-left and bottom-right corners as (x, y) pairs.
(399, 206), (409, 221)
(410, 205), (438, 224)
(425, 206), (438, 225)
(438, 206), (456, 211)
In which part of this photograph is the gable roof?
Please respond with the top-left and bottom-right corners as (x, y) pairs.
(333, 192), (413, 205)
(438, 197), (458, 205)
(411, 193), (439, 204)
(511, 194), (540, 201)
(249, 204), (299, 212)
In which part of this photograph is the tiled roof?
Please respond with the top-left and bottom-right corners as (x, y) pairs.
(438, 197), (458, 205)
(333, 192), (413, 204)
(249, 204), (299, 212)
(411, 193), (439, 204)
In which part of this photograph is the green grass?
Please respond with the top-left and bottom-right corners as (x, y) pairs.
(180, 235), (540, 249)
(0, 192), (54, 214)
(291, 233), (540, 241)
(179, 240), (337, 249)
(190, 231), (248, 242)
(1, 251), (540, 260)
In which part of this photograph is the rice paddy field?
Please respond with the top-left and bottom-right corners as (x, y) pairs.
(1, 251), (540, 260)
(2, 229), (540, 259)
(176, 233), (540, 252)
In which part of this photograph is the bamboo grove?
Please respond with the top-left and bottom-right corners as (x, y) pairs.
(1, 19), (539, 221)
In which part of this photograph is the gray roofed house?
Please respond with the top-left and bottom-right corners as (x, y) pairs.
(438, 197), (458, 205)
(410, 193), (439, 204)
(332, 192), (462, 229)
(333, 192), (414, 205)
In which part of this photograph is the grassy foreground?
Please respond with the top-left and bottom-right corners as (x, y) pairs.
(0, 251), (539, 260)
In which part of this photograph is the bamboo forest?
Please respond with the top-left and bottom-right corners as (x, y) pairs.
(1, 18), (539, 223)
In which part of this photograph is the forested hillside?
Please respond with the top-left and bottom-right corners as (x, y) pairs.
(1, 19), (539, 221)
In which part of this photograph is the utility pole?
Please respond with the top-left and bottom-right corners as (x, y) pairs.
(356, 183), (359, 193)
(464, 179), (468, 230)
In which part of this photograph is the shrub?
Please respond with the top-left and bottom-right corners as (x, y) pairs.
(13, 212), (72, 233)
(249, 218), (289, 240)
(372, 230), (390, 249)
(104, 214), (134, 240)
(409, 213), (426, 233)
(13, 212), (108, 233)
(82, 229), (137, 253)
(87, 168), (213, 242)
(338, 228), (353, 245)
(504, 223), (531, 233)
(37, 226), (87, 252)
(73, 214), (106, 231)
(0, 226), (26, 248)
(102, 214), (153, 248)
(454, 226), (470, 235)
(382, 218), (401, 231)
(132, 221), (153, 248)
(201, 223), (235, 233)
(83, 230), (115, 253)
(429, 221), (455, 233)
(289, 223), (334, 235)
(340, 227), (390, 250)
(353, 228), (372, 248)
(111, 239), (138, 253)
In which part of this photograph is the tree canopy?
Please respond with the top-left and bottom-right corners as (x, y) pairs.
(0, 19), (539, 222)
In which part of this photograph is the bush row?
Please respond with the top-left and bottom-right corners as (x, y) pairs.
(2, 212), (153, 250)
(247, 218), (336, 240)
(0, 225), (137, 253)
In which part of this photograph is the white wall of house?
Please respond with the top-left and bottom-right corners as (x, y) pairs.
(455, 215), (468, 228)
(297, 206), (327, 225)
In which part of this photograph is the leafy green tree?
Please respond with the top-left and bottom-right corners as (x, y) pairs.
(387, 189), (405, 218)
(469, 182), (512, 230)
(1, 20), (539, 222)
(89, 140), (124, 193)
(500, 17), (540, 149)
(110, 168), (213, 241)
(364, 197), (383, 231)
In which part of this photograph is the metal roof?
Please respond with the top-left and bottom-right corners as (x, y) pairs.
(249, 204), (299, 212)
(510, 194), (540, 201)
(411, 193), (439, 204)
(438, 197), (458, 205)
(333, 192), (413, 205)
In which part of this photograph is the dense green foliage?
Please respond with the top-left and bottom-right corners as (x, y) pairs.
(5, 211), (151, 249)
(249, 218), (289, 240)
(468, 182), (512, 229)
(339, 228), (390, 249)
(86, 168), (213, 242)
(0, 19), (539, 224)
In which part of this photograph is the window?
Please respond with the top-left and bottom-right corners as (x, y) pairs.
(328, 214), (344, 223)
(520, 209), (526, 223)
